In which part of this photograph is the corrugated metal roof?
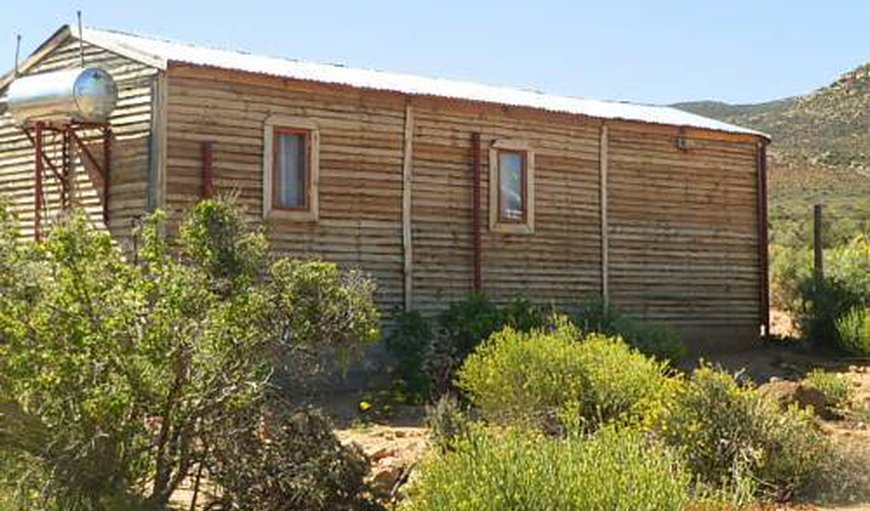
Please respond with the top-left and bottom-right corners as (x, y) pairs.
(78, 26), (765, 138)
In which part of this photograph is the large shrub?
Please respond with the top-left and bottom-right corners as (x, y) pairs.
(0, 199), (380, 510)
(774, 234), (869, 349)
(836, 306), (870, 356)
(647, 365), (830, 501)
(803, 369), (855, 409)
(384, 310), (433, 397)
(386, 294), (563, 399)
(575, 297), (684, 363)
(457, 326), (668, 430)
(401, 425), (692, 511)
(205, 400), (374, 511)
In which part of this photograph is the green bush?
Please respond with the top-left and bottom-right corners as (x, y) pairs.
(385, 310), (434, 397)
(0, 199), (380, 510)
(438, 292), (503, 358)
(797, 277), (863, 349)
(401, 425), (692, 511)
(424, 393), (471, 452)
(416, 293), (505, 396)
(836, 307), (870, 356)
(774, 234), (869, 349)
(803, 369), (855, 409)
(501, 295), (552, 332)
(457, 326), (668, 430)
(206, 402), (375, 511)
(648, 365), (830, 501)
(575, 297), (685, 363)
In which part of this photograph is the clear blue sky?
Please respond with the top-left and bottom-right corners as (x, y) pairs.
(3, 1), (868, 105)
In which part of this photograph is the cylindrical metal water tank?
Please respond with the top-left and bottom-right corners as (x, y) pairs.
(1, 68), (118, 124)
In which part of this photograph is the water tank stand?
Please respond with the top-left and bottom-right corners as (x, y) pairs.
(22, 121), (112, 241)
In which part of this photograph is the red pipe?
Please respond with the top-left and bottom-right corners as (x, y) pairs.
(103, 127), (112, 225)
(34, 122), (44, 241)
(757, 142), (770, 336)
(471, 132), (482, 292)
(201, 141), (214, 199)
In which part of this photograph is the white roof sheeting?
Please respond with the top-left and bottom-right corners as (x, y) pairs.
(77, 26), (764, 138)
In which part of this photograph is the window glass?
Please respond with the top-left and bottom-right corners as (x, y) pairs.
(499, 150), (525, 222)
(275, 130), (308, 209)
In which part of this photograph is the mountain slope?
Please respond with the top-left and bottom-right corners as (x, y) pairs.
(674, 63), (869, 245)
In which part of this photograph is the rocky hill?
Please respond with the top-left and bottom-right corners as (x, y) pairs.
(674, 63), (869, 245)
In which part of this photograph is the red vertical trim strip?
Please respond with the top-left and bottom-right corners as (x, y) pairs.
(472, 132), (482, 292)
(201, 141), (214, 199)
(757, 142), (770, 336)
(34, 122), (44, 241)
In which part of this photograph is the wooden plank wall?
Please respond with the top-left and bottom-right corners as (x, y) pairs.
(410, 100), (602, 317)
(164, 66), (407, 312)
(0, 38), (156, 246)
(606, 123), (761, 346)
(163, 66), (761, 346)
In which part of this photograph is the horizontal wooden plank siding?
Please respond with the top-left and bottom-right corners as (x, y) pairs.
(164, 65), (407, 312)
(162, 65), (762, 347)
(0, 37), (156, 247)
(607, 123), (761, 346)
(410, 103), (602, 317)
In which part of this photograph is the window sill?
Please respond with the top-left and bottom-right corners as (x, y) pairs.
(491, 222), (534, 235)
(264, 208), (318, 223)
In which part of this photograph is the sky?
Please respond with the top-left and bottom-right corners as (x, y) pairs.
(1, 1), (867, 105)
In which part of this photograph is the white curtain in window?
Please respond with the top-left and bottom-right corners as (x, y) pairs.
(276, 132), (306, 208)
(499, 151), (524, 220)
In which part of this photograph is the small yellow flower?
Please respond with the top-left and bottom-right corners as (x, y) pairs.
(358, 400), (373, 413)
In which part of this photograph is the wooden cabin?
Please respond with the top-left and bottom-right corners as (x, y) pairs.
(0, 25), (771, 351)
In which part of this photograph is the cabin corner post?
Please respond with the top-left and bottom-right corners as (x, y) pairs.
(756, 140), (770, 336)
(599, 122), (610, 306)
(147, 71), (168, 212)
(402, 103), (415, 311)
(471, 132), (483, 293)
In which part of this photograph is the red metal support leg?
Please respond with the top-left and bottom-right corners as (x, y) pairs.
(34, 122), (44, 241)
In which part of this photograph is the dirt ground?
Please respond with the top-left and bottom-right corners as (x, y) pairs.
(332, 344), (870, 510)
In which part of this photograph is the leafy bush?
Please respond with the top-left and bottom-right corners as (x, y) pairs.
(401, 425), (692, 511)
(388, 294), (565, 399)
(206, 401), (375, 511)
(797, 277), (864, 349)
(575, 297), (685, 363)
(610, 315), (685, 363)
(438, 292), (503, 359)
(803, 369), (855, 409)
(457, 326), (668, 431)
(500, 295), (552, 332)
(836, 307), (870, 356)
(0, 199), (380, 510)
(648, 365), (830, 501)
(424, 394), (471, 452)
(774, 234), (869, 349)
(385, 310), (434, 397)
